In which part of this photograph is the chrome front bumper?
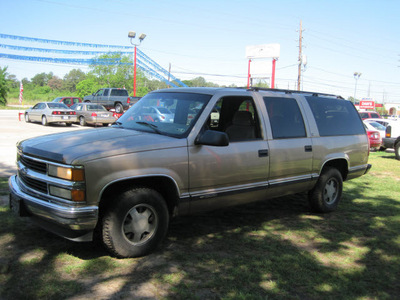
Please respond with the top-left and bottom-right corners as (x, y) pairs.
(8, 175), (98, 241)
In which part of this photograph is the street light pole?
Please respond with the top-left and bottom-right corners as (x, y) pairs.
(128, 31), (146, 97)
(353, 72), (361, 104)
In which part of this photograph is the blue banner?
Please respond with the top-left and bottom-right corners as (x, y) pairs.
(0, 53), (132, 65)
(0, 44), (133, 55)
(0, 33), (132, 49)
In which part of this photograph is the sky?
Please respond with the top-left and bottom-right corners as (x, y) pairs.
(0, 0), (399, 103)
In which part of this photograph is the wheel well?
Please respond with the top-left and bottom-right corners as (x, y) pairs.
(321, 159), (348, 181)
(98, 176), (179, 218)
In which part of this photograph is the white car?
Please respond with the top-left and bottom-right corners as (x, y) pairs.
(363, 120), (386, 141)
(364, 118), (400, 129)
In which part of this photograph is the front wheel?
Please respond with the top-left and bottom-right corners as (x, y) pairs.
(395, 142), (400, 160)
(25, 113), (30, 123)
(101, 188), (169, 258)
(308, 167), (343, 213)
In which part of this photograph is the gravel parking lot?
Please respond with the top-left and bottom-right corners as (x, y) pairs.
(0, 110), (86, 177)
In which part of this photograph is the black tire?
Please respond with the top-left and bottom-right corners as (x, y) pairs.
(24, 113), (30, 123)
(41, 115), (48, 126)
(308, 167), (343, 213)
(102, 123), (109, 127)
(102, 188), (169, 258)
(66, 123), (72, 127)
(79, 116), (86, 126)
(115, 103), (124, 114)
(395, 142), (400, 160)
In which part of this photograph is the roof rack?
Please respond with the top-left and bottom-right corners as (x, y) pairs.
(247, 87), (344, 99)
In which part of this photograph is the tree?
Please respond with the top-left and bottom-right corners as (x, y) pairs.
(0, 66), (10, 105)
(31, 72), (53, 86)
(89, 52), (134, 88)
(75, 76), (101, 99)
(48, 76), (63, 91)
(252, 79), (269, 88)
(63, 69), (86, 92)
(183, 76), (219, 87)
(7, 74), (19, 89)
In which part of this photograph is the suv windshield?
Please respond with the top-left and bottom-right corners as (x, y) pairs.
(115, 92), (211, 138)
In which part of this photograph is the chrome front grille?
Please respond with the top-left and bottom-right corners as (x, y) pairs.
(19, 172), (48, 194)
(18, 155), (47, 173)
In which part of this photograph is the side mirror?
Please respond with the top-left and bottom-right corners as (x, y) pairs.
(195, 130), (229, 146)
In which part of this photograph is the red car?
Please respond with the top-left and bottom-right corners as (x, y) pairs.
(51, 96), (82, 107)
(359, 111), (381, 120)
(366, 130), (381, 150)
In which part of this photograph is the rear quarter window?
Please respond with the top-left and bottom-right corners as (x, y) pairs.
(359, 112), (368, 119)
(306, 96), (365, 136)
(111, 89), (129, 96)
(370, 113), (380, 118)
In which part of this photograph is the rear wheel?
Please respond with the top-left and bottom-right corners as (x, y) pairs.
(79, 116), (86, 126)
(41, 116), (48, 126)
(115, 103), (124, 114)
(308, 167), (343, 213)
(395, 142), (400, 160)
(101, 188), (169, 258)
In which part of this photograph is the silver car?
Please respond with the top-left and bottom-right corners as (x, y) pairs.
(140, 106), (174, 122)
(73, 103), (115, 126)
(24, 102), (77, 126)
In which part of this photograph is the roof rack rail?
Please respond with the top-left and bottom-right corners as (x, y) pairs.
(247, 87), (343, 99)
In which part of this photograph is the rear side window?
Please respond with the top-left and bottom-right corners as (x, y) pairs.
(264, 97), (306, 139)
(110, 89), (129, 96)
(306, 96), (365, 136)
(370, 113), (380, 118)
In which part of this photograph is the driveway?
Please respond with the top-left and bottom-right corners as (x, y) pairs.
(0, 110), (86, 177)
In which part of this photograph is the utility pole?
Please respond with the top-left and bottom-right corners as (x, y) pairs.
(297, 20), (303, 91)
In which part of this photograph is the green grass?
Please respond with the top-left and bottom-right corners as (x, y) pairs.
(0, 178), (8, 195)
(0, 152), (399, 299)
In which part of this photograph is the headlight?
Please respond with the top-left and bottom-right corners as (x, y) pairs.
(48, 165), (84, 181)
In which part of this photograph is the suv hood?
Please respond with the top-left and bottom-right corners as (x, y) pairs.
(18, 127), (187, 164)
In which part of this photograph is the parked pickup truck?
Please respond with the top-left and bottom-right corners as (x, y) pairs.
(9, 87), (371, 258)
(382, 120), (400, 160)
(83, 88), (140, 113)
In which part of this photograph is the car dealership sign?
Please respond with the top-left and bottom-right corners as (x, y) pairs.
(246, 44), (280, 59)
(359, 99), (375, 110)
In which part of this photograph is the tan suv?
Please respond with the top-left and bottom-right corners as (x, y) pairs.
(9, 87), (371, 258)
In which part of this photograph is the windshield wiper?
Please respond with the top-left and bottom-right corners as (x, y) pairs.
(112, 121), (124, 127)
(136, 121), (162, 134)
